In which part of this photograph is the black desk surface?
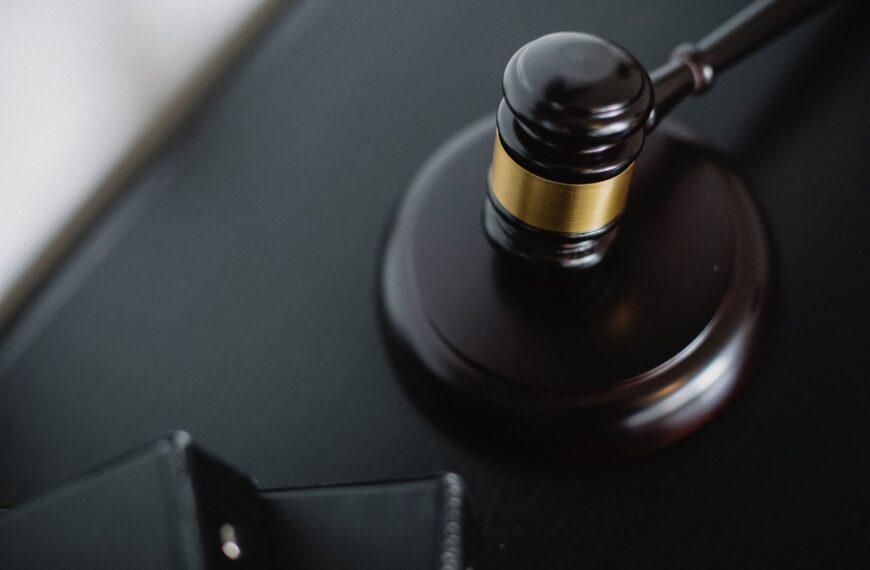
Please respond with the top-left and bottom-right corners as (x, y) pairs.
(2, 1), (869, 567)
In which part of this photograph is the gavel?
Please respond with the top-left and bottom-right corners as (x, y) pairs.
(381, 0), (836, 457)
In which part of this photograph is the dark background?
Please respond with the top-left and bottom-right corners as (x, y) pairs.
(1, 1), (869, 567)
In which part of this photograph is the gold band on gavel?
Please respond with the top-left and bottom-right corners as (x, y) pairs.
(489, 134), (635, 234)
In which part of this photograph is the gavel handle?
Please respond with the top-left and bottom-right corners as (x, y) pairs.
(648, 0), (831, 129)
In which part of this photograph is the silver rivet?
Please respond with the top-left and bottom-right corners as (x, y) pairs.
(219, 524), (242, 560)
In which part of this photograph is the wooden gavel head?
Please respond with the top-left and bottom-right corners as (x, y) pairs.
(485, 32), (654, 268)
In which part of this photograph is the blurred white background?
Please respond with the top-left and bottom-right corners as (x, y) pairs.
(0, 0), (277, 325)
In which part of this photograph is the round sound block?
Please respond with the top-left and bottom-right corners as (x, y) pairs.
(381, 115), (773, 457)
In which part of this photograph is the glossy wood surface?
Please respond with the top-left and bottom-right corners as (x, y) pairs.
(1, 1), (869, 568)
(497, 32), (652, 183)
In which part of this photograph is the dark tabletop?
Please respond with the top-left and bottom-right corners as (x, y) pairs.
(2, 1), (869, 567)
